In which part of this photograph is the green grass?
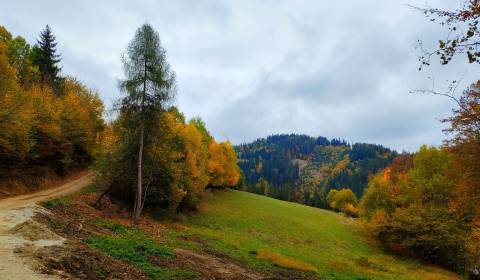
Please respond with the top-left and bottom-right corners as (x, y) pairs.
(40, 184), (96, 209)
(167, 190), (461, 280)
(81, 184), (98, 194)
(41, 198), (66, 209)
(93, 218), (130, 234)
(87, 219), (194, 280)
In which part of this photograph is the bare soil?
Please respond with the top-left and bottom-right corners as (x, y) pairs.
(0, 174), (92, 280)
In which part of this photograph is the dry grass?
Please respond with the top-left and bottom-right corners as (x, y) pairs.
(256, 250), (318, 273)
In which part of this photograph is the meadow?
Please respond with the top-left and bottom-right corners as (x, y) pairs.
(167, 189), (461, 280)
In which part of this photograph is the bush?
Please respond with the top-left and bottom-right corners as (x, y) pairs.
(327, 188), (358, 216)
(343, 203), (359, 218)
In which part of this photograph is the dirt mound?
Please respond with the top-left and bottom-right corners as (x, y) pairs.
(9, 220), (61, 241)
(150, 248), (264, 280)
(32, 242), (151, 280)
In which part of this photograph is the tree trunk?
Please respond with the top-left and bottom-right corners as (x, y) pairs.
(133, 43), (148, 225)
(133, 120), (144, 225)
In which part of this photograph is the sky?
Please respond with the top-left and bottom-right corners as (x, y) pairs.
(1, 0), (479, 152)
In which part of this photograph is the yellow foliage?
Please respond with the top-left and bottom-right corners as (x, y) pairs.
(208, 141), (240, 187)
(331, 154), (350, 177)
(327, 188), (357, 212)
(0, 42), (32, 157)
(0, 30), (104, 176)
(367, 210), (389, 236)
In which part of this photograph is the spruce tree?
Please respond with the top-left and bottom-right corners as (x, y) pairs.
(32, 25), (61, 89)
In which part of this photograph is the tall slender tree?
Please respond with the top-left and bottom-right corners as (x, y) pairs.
(32, 25), (61, 88)
(119, 23), (176, 224)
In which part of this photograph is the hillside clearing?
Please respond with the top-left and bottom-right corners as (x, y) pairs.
(20, 182), (462, 280)
(165, 189), (461, 280)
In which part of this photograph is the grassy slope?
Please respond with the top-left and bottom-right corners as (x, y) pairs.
(170, 189), (460, 280)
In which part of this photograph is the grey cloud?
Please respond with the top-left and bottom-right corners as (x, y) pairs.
(1, 0), (478, 152)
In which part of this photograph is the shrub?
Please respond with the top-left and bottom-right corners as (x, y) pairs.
(327, 188), (358, 216)
(343, 203), (359, 218)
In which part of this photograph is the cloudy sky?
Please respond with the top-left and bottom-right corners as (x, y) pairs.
(2, 0), (478, 151)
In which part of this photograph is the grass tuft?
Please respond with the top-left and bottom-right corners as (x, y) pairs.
(93, 218), (129, 234)
(81, 184), (97, 194)
(41, 198), (66, 209)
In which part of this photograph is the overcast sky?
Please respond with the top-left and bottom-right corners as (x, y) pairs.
(2, 0), (478, 151)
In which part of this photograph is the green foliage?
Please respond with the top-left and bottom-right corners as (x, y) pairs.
(31, 25), (61, 91)
(118, 23), (175, 121)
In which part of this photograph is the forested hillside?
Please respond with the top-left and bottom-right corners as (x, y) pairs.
(0, 25), (104, 194)
(236, 134), (397, 208)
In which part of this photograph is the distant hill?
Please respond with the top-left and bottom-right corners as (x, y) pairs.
(235, 134), (397, 208)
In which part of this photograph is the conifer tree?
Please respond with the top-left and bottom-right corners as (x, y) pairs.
(32, 25), (61, 89)
(119, 23), (176, 224)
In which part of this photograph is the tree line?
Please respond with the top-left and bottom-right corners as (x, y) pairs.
(0, 23), (241, 221)
(236, 134), (396, 210)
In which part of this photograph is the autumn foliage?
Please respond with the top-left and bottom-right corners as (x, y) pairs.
(358, 80), (480, 276)
(327, 188), (358, 217)
(95, 109), (240, 213)
(0, 26), (104, 190)
(360, 144), (478, 274)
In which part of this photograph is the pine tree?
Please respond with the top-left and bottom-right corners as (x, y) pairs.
(32, 25), (61, 89)
(119, 23), (176, 224)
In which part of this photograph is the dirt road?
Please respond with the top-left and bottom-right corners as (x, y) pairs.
(0, 174), (92, 280)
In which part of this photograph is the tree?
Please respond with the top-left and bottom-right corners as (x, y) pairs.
(0, 41), (32, 166)
(0, 26), (39, 87)
(327, 188), (357, 214)
(207, 141), (240, 187)
(359, 146), (466, 272)
(412, 1), (480, 66)
(326, 189), (338, 209)
(32, 25), (61, 89)
(119, 23), (176, 224)
(448, 82), (480, 218)
(413, 3), (480, 275)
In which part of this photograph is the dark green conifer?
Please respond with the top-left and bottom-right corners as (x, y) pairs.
(32, 25), (61, 89)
